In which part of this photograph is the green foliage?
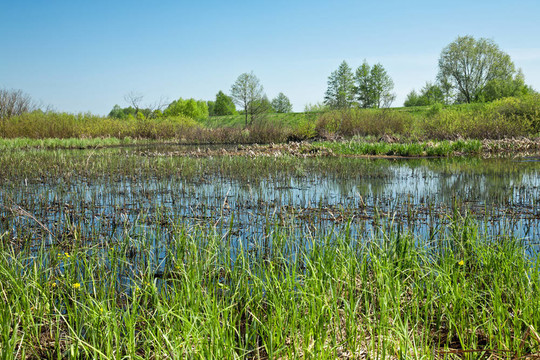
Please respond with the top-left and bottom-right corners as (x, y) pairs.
(108, 104), (161, 120)
(213, 90), (237, 116)
(230, 71), (264, 127)
(1, 214), (538, 357)
(369, 63), (396, 108)
(304, 101), (329, 113)
(207, 100), (215, 116)
(438, 35), (517, 103)
(271, 92), (293, 113)
(251, 94), (273, 115)
(481, 69), (535, 102)
(426, 102), (443, 117)
(316, 108), (413, 137)
(163, 98), (209, 120)
(1, 111), (199, 140)
(316, 94), (540, 140)
(404, 82), (446, 107)
(404, 90), (422, 107)
(486, 93), (540, 132)
(316, 139), (482, 156)
(324, 61), (355, 109)
(354, 60), (395, 108)
(108, 104), (136, 119)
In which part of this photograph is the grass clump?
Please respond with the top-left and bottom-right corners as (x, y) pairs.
(316, 139), (482, 157)
(1, 215), (539, 358)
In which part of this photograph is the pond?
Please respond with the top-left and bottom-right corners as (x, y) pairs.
(1, 147), (539, 251)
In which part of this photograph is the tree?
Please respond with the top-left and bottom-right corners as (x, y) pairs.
(354, 61), (395, 108)
(355, 61), (373, 108)
(213, 90), (237, 116)
(230, 72), (264, 127)
(324, 61), (355, 109)
(404, 90), (423, 107)
(124, 92), (144, 115)
(250, 94), (273, 117)
(404, 82), (445, 107)
(0, 88), (36, 120)
(207, 100), (215, 116)
(271, 92), (293, 113)
(437, 35), (516, 103)
(369, 63), (396, 108)
(482, 69), (534, 102)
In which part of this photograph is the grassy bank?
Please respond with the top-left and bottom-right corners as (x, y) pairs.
(316, 94), (540, 140)
(1, 94), (539, 149)
(1, 214), (539, 358)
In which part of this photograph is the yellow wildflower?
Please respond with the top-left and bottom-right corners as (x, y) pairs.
(64, 252), (70, 258)
(72, 282), (81, 289)
(458, 260), (465, 266)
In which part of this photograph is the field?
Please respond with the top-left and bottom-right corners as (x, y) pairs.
(1, 147), (540, 358)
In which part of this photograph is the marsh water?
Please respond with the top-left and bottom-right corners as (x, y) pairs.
(1, 146), (540, 253)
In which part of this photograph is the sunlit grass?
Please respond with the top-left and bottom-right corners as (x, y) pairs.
(1, 215), (539, 358)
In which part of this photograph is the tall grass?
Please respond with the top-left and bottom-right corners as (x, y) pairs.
(1, 214), (539, 358)
(316, 108), (414, 138)
(316, 94), (540, 140)
(1, 112), (199, 140)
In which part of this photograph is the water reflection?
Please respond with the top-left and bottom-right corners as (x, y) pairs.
(1, 151), (540, 250)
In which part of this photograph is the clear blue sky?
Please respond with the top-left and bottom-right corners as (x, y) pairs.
(1, 0), (539, 114)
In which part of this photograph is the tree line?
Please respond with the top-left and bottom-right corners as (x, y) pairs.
(406, 36), (534, 106)
(2, 35), (536, 125)
(106, 74), (293, 125)
(324, 35), (535, 109)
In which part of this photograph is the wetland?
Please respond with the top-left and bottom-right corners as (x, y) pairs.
(1, 145), (540, 358)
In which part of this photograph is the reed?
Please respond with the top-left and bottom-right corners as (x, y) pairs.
(0, 214), (539, 358)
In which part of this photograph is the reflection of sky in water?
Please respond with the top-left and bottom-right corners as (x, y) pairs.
(2, 157), (540, 245)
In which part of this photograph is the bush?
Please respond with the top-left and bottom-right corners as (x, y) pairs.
(315, 108), (413, 138)
(420, 97), (537, 140)
(1, 112), (200, 140)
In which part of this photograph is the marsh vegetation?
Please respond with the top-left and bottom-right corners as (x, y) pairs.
(1, 148), (540, 358)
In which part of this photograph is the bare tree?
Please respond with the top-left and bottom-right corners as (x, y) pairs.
(124, 91), (144, 115)
(123, 92), (169, 119)
(0, 88), (36, 120)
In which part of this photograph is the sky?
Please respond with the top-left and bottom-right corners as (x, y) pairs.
(1, 0), (539, 114)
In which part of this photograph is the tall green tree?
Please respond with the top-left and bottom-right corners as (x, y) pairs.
(438, 35), (516, 103)
(230, 72), (264, 127)
(354, 61), (395, 108)
(271, 92), (293, 113)
(213, 90), (237, 116)
(324, 61), (355, 109)
(355, 61), (373, 108)
(369, 63), (395, 108)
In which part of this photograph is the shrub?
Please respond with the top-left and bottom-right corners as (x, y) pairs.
(315, 108), (413, 138)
